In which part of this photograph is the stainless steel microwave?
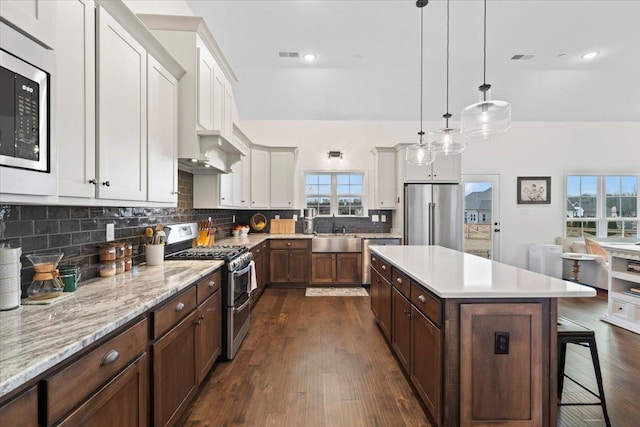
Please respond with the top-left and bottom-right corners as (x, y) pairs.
(0, 49), (49, 172)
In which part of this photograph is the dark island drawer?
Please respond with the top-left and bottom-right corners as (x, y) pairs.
(411, 282), (442, 327)
(371, 254), (392, 281)
(392, 269), (411, 299)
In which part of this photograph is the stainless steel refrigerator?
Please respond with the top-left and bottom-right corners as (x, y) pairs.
(404, 184), (463, 249)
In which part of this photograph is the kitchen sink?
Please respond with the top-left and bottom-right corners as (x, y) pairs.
(312, 235), (362, 252)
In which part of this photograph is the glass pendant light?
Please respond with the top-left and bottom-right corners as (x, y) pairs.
(460, 0), (511, 139)
(430, 0), (466, 155)
(406, 0), (435, 166)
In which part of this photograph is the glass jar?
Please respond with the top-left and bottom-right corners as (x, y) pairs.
(124, 242), (133, 257)
(115, 258), (125, 274)
(99, 262), (116, 277)
(124, 257), (132, 271)
(99, 244), (116, 262)
(114, 242), (125, 259)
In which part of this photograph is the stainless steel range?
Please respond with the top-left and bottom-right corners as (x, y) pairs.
(163, 223), (252, 360)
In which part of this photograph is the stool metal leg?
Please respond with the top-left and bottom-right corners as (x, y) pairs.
(588, 338), (611, 427)
(557, 341), (567, 400)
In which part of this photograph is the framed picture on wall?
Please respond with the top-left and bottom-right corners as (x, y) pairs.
(517, 176), (551, 204)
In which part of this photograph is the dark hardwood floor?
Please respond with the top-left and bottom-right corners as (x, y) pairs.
(184, 288), (639, 427)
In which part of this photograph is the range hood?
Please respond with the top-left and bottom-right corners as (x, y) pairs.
(178, 131), (247, 174)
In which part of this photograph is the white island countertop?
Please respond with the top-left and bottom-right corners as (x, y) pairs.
(370, 245), (596, 299)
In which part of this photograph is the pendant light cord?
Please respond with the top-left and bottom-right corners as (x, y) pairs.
(419, 5), (424, 143)
(483, 0), (487, 86)
(444, 0), (450, 128)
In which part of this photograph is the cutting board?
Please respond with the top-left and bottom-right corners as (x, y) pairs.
(270, 219), (295, 234)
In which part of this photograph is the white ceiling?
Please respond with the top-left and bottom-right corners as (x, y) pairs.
(185, 0), (640, 122)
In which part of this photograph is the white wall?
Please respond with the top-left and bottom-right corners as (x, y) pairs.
(241, 120), (640, 269)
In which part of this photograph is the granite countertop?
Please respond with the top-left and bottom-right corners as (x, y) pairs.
(0, 260), (223, 399)
(370, 245), (597, 299)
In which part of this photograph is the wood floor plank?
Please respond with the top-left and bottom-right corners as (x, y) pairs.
(184, 287), (638, 427)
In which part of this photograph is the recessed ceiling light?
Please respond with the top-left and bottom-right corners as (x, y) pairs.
(581, 51), (599, 60)
(303, 53), (316, 62)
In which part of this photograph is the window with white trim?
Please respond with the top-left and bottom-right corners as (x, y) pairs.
(305, 172), (365, 216)
(565, 174), (639, 237)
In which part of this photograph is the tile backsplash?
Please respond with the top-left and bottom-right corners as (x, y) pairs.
(0, 205), (233, 296)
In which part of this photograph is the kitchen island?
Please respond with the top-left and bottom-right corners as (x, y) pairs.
(369, 245), (596, 427)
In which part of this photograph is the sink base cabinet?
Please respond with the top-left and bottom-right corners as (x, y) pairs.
(371, 263), (557, 426)
(311, 253), (362, 285)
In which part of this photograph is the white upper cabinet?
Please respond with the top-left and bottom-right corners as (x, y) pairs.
(219, 171), (233, 207)
(232, 152), (250, 208)
(197, 45), (215, 130)
(56, 0), (96, 198)
(223, 83), (234, 140)
(250, 147), (270, 208)
(270, 150), (296, 208)
(147, 55), (179, 203)
(96, 6), (147, 201)
(0, 0), (56, 49)
(372, 147), (396, 209)
(403, 147), (461, 183)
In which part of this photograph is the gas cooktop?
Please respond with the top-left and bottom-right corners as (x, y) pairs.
(165, 245), (248, 261)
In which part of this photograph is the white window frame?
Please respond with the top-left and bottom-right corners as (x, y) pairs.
(565, 174), (639, 238)
(304, 171), (367, 217)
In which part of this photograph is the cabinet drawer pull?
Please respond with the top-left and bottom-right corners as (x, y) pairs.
(372, 257), (376, 262)
(88, 178), (97, 185)
(102, 181), (111, 187)
(396, 278), (402, 284)
(194, 319), (202, 326)
(287, 242), (292, 246)
(418, 295), (426, 303)
(100, 350), (120, 367)
(381, 265), (386, 270)
(208, 280), (216, 287)
(175, 302), (185, 312)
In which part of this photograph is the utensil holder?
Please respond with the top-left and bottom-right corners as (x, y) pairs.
(145, 244), (164, 266)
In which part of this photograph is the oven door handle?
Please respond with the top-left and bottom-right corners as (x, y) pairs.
(233, 297), (251, 313)
(232, 263), (252, 279)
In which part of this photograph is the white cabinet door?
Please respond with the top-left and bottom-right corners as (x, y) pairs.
(231, 155), (250, 208)
(96, 7), (147, 201)
(250, 148), (270, 208)
(212, 71), (225, 135)
(375, 150), (396, 209)
(147, 55), (178, 203)
(219, 172), (233, 207)
(0, 0), (56, 48)
(431, 154), (461, 182)
(56, 0), (96, 198)
(404, 156), (431, 182)
(270, 151), (295, 208)
(197, 46), (214, 130)
(223, 83), (233, 140)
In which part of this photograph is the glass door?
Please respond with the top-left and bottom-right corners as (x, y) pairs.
(462, 175), (500, 261)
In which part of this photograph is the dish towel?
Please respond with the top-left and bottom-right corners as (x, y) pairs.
(248, 260), (257, 294)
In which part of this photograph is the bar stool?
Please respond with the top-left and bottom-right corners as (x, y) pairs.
(557, 316), (611, 427)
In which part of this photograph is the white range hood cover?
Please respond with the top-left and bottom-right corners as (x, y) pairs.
(179, 130), (247, 174)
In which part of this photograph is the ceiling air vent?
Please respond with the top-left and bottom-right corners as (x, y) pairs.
(278, 51), (300, 58)
(511, 54), (534, 60)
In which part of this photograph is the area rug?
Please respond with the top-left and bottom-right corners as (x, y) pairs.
(305, 287), (369, 297)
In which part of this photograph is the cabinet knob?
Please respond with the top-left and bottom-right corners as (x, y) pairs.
(175, 302), (185, 312)
(241, 200), (246, 203)
(381, 265), (386, 270)
(102, 181), (111, 187)
(372, 257), (376, 262)
(287, 242), (291, 246)
(208, 280), (216, 287)
(418, 295), (426, 303)
(172, 191), (181, 195)
(88, 178), (97, 185)
(100, 350), (120, 366)
(396, 278), (402, 284)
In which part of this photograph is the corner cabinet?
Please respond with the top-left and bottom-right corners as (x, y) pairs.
(270, 150), (297, 208)
(601, 247), (640, 334)
(372, 147), (397, 209)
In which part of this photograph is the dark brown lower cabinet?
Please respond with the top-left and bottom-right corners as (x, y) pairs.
(195, 290), (221, 385)
(370, 268), (381, 317)
(336, 253), (361, 284)
(411, 306), (442, 426)
(0, 386), (38, 427)
(58, 354), (148, 427)
(392, 288), (411, 372)
(378, 274), (392, 341)
(311, 253), (335, 284)
(153, 310), (198, 427)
